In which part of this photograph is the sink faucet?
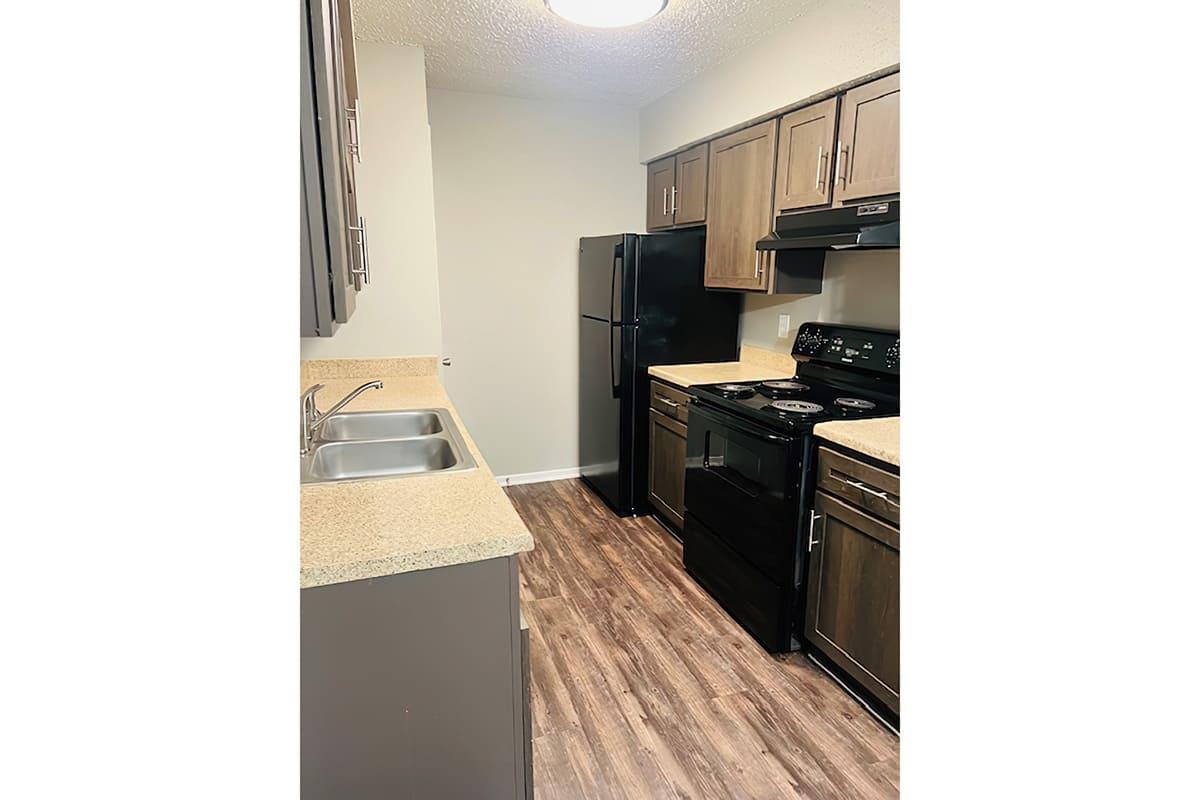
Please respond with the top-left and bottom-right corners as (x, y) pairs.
(300, 380), (384, 455)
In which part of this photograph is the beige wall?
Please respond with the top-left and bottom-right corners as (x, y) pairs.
(637, 0), (900, 352)
(301, 43), (444, 360)
(638, 0), (900, 162)
(740, 251), (899, 353)
(427, 89), (643, 478)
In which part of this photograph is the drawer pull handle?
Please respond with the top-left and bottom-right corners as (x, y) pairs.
(836, 475), (898, 506)
(656, 396), (680, 408)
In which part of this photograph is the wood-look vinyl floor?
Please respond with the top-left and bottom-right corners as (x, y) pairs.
(508, 479), (899, 800)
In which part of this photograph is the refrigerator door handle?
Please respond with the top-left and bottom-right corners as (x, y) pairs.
(609, 246), (620, 324)
(609, 244), (622, 398)
(610, 324), (620, 399)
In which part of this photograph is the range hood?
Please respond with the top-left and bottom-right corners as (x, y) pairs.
(756, 201), (899, 251)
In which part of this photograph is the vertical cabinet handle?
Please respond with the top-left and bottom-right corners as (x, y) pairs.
(815, 146), (824, 189)
(345, 101), (361, 163)
(662, 187), (668, 216)
(807, 510), (823, 552)
(835, 139), (849, 188)
(754, 251), (761, 278)
(348, 215), (370, 288)
(670, 185), (678, 215)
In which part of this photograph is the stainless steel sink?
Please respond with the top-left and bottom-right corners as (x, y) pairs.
(316, 410), (443, 441)
(300, 407), (476, 485)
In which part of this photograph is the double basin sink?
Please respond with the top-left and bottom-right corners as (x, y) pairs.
(300, 409), (477, 485)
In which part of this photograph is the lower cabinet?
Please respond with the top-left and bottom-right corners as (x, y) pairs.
(648, 379), (692, 529)
(302, 555), (531, 798)
(805, 449), (900, 719)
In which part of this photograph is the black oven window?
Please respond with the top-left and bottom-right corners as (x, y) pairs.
(705, 431), (765, 496)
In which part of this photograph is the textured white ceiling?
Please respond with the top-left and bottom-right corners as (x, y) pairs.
(353, 0), (816, 106)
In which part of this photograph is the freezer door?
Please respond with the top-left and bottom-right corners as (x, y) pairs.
(579, 234), (634, 323)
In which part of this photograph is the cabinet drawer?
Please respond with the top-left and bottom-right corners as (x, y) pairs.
(650, 380), (692, 423)
(816, 446), (899, 525)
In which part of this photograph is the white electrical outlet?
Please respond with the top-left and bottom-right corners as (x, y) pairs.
(778, 314), (791, 338)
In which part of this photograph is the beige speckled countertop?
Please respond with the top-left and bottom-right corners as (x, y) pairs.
(814, 417), (900, 467)
(300, 358), (534, 589)
(648, 344), (795, 387)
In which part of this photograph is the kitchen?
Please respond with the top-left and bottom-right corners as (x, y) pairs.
(8, 1), (1195, 799)
(301, 0), (901, 794)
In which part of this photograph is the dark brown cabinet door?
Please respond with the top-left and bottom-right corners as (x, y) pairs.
(648, 409), (687, 528)
(704, 119), (778, 290)
(833, 73), (900, 205)
(775, 97), (839, 214)
(673, 143), (708, 225)
(646, 156), (676, 230)
(805, 491), (899, 714)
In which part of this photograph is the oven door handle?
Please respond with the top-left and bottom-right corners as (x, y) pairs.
(691, 403), (791, 444)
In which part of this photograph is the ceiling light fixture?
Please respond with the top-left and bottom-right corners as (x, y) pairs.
(545, 0), (668, 29)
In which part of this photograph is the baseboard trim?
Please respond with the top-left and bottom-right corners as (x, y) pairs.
(494, 467), (581, 488)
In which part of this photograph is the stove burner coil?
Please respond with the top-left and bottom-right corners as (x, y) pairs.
(770, 400), (824, 415)
(834, 397), (876, 410)
(713, 383), (756, 398)
(759, 380), (810, 393)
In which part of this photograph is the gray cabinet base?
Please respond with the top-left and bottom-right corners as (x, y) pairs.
(302, 556), (529, 798)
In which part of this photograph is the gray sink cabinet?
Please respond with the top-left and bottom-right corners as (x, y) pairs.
(301, 555), (532, 798)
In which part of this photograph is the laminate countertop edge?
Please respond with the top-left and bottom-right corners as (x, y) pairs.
(813, 417), (900, 468)
(648, 362), (794, 388)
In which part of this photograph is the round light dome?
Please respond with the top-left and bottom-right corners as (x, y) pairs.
(546, 0), (668, 29)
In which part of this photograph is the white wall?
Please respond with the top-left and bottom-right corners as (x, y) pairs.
(638, 0), (900, 162)
(427, 89), (643, 478)
(301, 43), (444, 360)
(637, 0), (901, 352)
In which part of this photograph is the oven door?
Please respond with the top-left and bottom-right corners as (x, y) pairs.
(683, 403), (801, 584)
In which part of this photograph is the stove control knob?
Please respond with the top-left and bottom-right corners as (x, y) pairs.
(884, 339), (900, 368)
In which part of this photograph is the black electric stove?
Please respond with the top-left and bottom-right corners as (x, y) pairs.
(682, 323), (899, 654)
(691, 374), (899, 432)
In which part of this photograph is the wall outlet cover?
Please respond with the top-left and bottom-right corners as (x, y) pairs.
(778, 314), (791, 338)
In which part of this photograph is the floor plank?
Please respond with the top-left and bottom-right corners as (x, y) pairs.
(508, 479), (899, 800)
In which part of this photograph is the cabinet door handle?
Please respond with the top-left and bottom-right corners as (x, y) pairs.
(754, 251), (762, 278)
(835, 140), (849, 188)
(814, 146), (824, 189)
(808, 511), (823, 552)
(346, 101), (361, 163)
(656, 396), (679, 408)
(663, 187), (668, 216)
(670, 185), (678, 214)
(348, 215), (370, 288)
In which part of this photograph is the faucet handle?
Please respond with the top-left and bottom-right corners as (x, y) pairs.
(301, 383), (325, 416)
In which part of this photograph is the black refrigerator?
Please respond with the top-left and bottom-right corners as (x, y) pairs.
(578, 229), (740, 516)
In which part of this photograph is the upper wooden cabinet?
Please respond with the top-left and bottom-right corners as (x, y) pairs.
(833, 73), (900, 205)
(775, 97), (839, 215)
(673, 143), (708, 225)
(644, 143), (708, 231)
(704, 119), (778, 291)
(646, 157), (675, 230)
